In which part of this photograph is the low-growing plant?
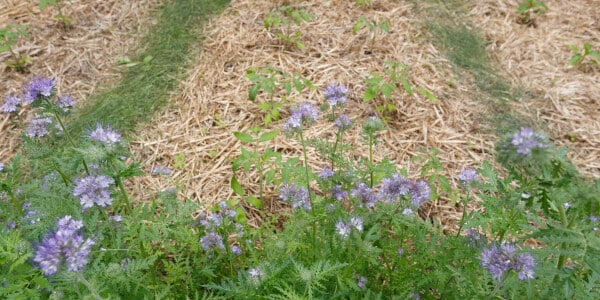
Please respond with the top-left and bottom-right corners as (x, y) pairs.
(39, 0), (74, 29)
(2, 72), (600, 299)
(264, 5), (314, 50)
(232, 127), (282, 210)
(352, 16), (391, 47)
(0, 24), (31, 73)
(246, 65), (315, 126)
(517, 0), (548, 27)
(363, 61), (437, 116)
(569, 43), (600, 69)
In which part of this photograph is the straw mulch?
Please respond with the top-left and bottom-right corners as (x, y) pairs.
(469, 0), (600, 178)
(128, 0), (497, 230)
(0, 0), (163, 162)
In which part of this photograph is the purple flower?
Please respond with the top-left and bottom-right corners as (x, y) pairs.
(0, 162), (4, 172)
(397, 248), (404, 256)
(231, 245), (242, 256)
(324, 84), (348, 107)
(6, 220), (16, 231)
(351, 182), (380, 208)
(318, 167), (334, 179)
(279, 183), (311, 211)
(363, 115), (385, 132)
(331, 185), (348, 201)
(380, 174), (410, 202)
(151, 166), (172, 176)
(284, 102), (319, 132)
(88, 123), (121, 145)
(23, 77), (55, 105)
(26, 116), (53, 138)
(349, 216), (363, 231)
(218, 201), (228, 210)
(200, 232), (225, 252)
(481, 244), (535, 281)
(249, 268), (262, 279)
(336, 219), (352, 238)
(73, 175), (115, 210)
(407, 180), (430, 207)
(357, 276), (367, 289)
(33, 216), (95, 276)
(334, 114), (351, 130)
(57, 95), (75, 110)
(511, 127), (546, 155)
(458, 168), (478, 184)
(402, 208), (414, 216)
(1, 95), (21, 113)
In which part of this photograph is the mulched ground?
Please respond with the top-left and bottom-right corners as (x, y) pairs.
(0, 0), (163, 161)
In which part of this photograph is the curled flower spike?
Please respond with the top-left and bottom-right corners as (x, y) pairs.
(481, 243), (535, 281)
(1, 95), (21, 113)
(23, 77), (55, 105)
(279, 183), (311, 211)
(458, 168), (478, 185)
(26, 116), (53, 138)
(33, 216), (95, 276)
(324, 83), (348, 107)
(335, 114), (351, 130)
(88, 123), (122, 145)
(73, 175), (115, 210)
(511, 127), (546, 156)
(284, 102), (319, 132)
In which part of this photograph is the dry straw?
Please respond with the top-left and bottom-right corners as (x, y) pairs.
(0, 0), (163, 161)
(128, 0), (498, 230)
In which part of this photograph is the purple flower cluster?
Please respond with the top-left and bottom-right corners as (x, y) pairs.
(336, 216), (363, 238)
(458, 168), (478, 184)
(324, 83), (348, 107)
(57, 95), (75, 110)
(331, 185), (348, 201)
(1, 95), (21, 113)
(279, 183), (311, 211)
(318, 167), (334, 179)
(200, 231), (225, 252)
(284, 102), (319, 132)
(23, 77), (55, 105)
(351, 182), (380, 208)
(0, 162), (4, 172)
(334, 114), (351, 130)
(26, 116), (53, 138)
(481, 243), (535, 281)
(73, 175), (115, 210)
(33, 216), (95, 276)
(379, 174), (431, 207)
(357, 276), (367, 289)
(88, 123), (122, 145)
(195, 202), (237, 230)
(511, 127), (546, 156)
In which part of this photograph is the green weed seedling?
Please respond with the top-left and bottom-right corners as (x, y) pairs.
(231, 127), (282, 211)
(39, 0), (74, 29)
(246, 66), (315, 126)
(355, 0), (372, 8)
(569, 43), (600, 70)
(352, 16), (391, 48)
(0, 24), (31, 73)
(517, 0), (548, 27)
(264, 5), (314, 50)
(363, 61), (436, 115)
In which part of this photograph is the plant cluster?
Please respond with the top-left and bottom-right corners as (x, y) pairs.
(264, 5), (314, 50)
(569, 43), (600, 70)
(0, 24), (31, 73)
(38, 0), (74, 29)
(516, 0), (548, 27)
(1, 70), (599, 299)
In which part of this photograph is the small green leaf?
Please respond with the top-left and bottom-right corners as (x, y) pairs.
(363, 86), (379, 102)
(231, 176), (245, 196)
(174, 153), (185, 170)
(143, 55), (153, 63)
(416, 86), (438, 102)
(401, 79), (413, 96)
(259, 130), (279, 142)
(380, 83), (397, 99)
(246, 196), (263, 209)
(568, 54), (582, 66)
(248, 85), (259, 101)
(234, 132), (255, 143)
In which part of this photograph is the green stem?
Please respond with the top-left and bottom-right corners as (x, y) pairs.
(455, 191), (471, 237)
(554, 204), (570, 279)
(299, 129), (312, 205)
(52, 110), (90, 175)
(76, 272), (103, 300)
(331, 129), (341, 171)
(7, 189), (23, 216)
(369, 134), (374, 188)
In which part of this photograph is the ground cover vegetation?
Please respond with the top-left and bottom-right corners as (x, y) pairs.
(1, 0), (599, 299)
